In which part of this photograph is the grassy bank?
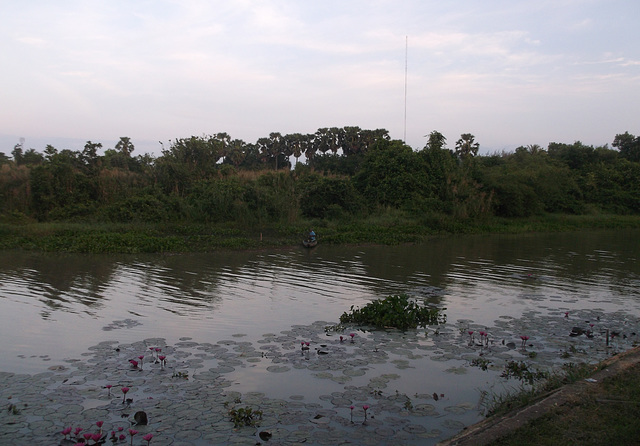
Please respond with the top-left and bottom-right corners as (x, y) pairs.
(487, 355), (640, 445)
(1, 213), (639, 253)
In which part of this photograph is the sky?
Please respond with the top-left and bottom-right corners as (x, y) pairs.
(1, 0), (639, 157)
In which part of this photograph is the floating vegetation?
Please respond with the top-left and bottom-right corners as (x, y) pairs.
(227, 405), (263, 428)
(500, 360), (550, 385)
(339, 294), (446, 330)
(1, 305), (639, 446)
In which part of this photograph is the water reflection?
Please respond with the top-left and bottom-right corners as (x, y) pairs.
(0, 229), (638, 373)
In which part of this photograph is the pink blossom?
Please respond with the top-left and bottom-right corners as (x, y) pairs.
(61, 427), (72, 438)
(122, 386), (130, 403)
(143, 433), (154, 445)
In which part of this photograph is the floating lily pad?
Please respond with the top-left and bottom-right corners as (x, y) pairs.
(266, 365), (290, 373)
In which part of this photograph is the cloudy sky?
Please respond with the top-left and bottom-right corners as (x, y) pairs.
(1, 0), (639, 156)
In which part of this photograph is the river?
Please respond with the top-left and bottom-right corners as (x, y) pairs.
(1, 229), (639, 444)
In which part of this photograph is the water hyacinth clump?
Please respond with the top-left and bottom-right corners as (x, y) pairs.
(339, 294), (446, 330)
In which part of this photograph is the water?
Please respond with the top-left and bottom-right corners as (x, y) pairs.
(1, 229), (639, 444)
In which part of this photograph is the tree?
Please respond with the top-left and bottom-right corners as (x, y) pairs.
(424, 130), (447, 151)
(115, 137), (135, 157)
(613, 132), (640, 162)
(455, 133), (479, 158)
(81, 141), (102, 173)
(22, 148), (44, 166)
(266, 132), (284, 170)
(11, 143), (24, 165)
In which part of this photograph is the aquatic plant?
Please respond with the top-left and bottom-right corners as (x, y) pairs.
(350, 405), (354, 423)
(105, 384), (112, 396)
(470, 357), (492, 371)
(128, 428), (138, 445)
(60, 427), (72, 439)
(172, 371), (188, 379)
(121, 386), (130, 403)
(501, 360), (548, 385)
(143, 433), (154, 445)
(363, 404), (370, 424)
(339, 294), (446, 330)
(228, 406), (263, 428)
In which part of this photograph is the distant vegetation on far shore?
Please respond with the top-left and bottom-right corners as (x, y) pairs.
(1, 127), (639, 253)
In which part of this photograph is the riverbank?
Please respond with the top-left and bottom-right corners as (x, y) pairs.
(1, 214), (639, 253)
(439, 345), (640, 445)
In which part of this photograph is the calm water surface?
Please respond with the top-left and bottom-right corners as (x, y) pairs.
(1, 229), (639, 444)
(1, 230), (639, 374)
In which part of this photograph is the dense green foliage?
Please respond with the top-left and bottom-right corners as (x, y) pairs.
(339, 294), (446, 330)
(2, 129), (640, 252)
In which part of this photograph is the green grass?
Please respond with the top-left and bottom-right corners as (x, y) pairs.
(488, 361), (640, 445)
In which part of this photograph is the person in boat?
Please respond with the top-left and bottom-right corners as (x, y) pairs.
(308, 229), (316, 242)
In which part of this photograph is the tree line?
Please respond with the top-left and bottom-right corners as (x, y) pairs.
(1, 127), (639, 226)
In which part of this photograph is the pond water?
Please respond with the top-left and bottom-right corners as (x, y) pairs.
(1, 229), (639, 445)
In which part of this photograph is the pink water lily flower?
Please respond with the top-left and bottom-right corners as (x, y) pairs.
(128, 429), (138, 446)
(143, 433), (154, 445)
(121, 386), (130, 403)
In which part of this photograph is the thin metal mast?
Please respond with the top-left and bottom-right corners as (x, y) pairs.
(404, 36), (408, 143)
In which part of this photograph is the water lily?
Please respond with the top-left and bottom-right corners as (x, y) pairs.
(520, 335), (530, 348)
(158, 355), (166, 369)
(91, 432), (102, 442)
(143, 433), (154, 445)
(121, 386), (130, 403)
(129, 359), (139, 369)
(350, 333), (356, 343)
(60, 427), (72, 439)
(105, 384), (112, 397)
(128, 428), (138, 446)
(73, 427), (83, 436)
(350, 405), (354, 423)
(340, 335), (344, 343)
(363, 404), (370, 423)
(96, 420), (103, 434)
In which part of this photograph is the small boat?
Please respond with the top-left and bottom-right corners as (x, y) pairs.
(303, 239), (317, 248)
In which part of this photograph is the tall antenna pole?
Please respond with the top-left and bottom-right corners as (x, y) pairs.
(404, 36), (408, 143)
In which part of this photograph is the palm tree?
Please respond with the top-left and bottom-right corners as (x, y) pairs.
(115, 137), (135, 157)
(455, 133), (479, 158)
